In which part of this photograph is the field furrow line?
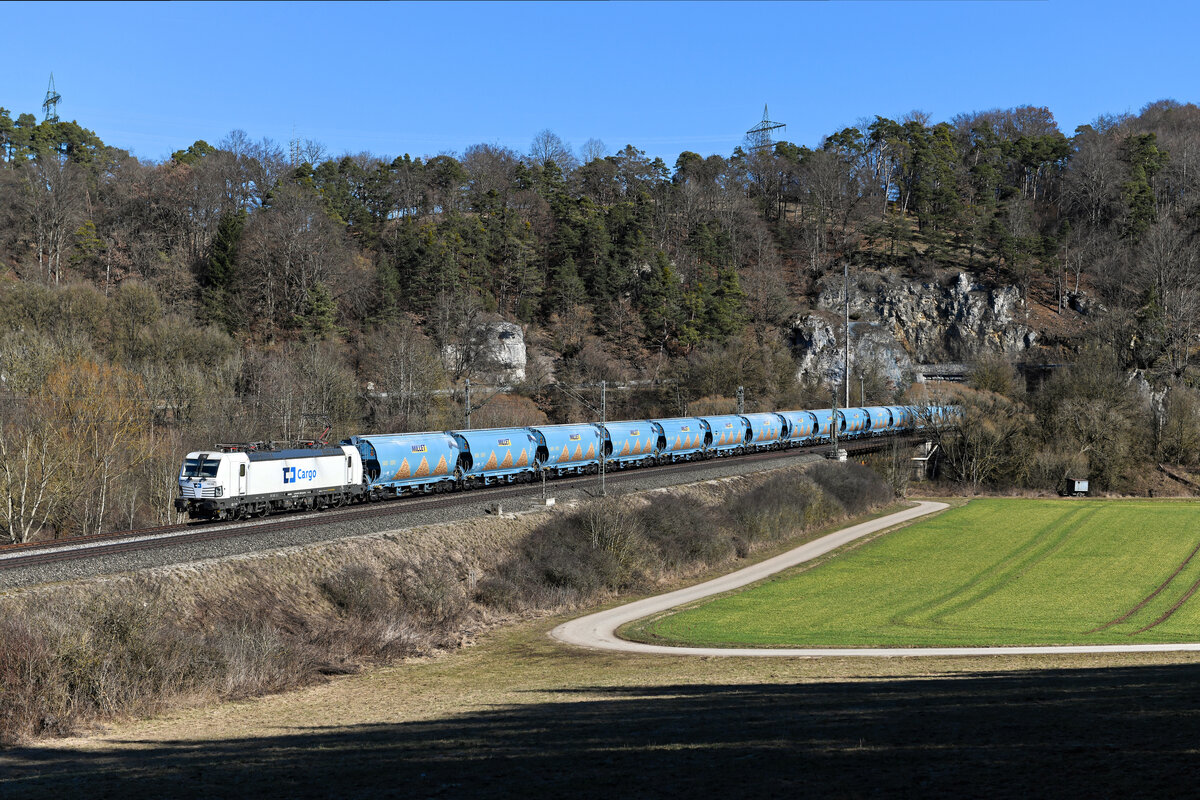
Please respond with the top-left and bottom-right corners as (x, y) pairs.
(1088, 539), (1200, 634)
(926, 506), (1096, 625)
(1132, 573), (1200, 634)
(894, 505), (1092, 629)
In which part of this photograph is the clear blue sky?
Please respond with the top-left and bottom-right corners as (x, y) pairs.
(3, 1), (1196, 164)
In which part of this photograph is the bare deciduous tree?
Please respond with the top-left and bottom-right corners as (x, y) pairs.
(0, 409), (72, 542)
(580, 137), (607, 164)
(528, 129), (577, 173)
(44, 359), (150, 536)
(20, 156), (84, 284)
(359, 318), (449, 432)
(917, 386), (1031, 493)
(238, 184), (353, 330)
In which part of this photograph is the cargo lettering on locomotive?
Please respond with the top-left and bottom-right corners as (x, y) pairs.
(282, 466), (318, 484)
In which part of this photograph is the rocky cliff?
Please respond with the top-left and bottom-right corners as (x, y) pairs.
(790, 271), (1038, 388)
(442, 321), (528, 383)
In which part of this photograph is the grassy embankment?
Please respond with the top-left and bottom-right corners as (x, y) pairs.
(632, 498), (1200, 648)
(0, 462), (891, 746)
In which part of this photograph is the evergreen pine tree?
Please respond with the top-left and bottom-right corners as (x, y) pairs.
(200, 209), (245, 331)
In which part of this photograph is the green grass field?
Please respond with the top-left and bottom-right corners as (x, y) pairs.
(634, 499), (1200, 647)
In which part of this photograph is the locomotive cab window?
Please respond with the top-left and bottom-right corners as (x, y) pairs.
(182, 457), (221, 478)
(239, 464), (246, 477)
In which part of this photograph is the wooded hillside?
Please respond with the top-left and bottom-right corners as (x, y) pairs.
(2, 100), (1199, 537)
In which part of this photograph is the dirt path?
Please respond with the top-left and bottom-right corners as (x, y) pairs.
(550, 501), (1200, 657)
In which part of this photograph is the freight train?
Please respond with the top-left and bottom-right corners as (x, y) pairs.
(175, 404), (943, 521)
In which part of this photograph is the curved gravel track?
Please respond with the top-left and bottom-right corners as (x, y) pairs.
(550, 501), (1200, 657)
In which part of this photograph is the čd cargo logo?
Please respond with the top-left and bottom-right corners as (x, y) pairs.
(569, 434), (581, 441)
(411, 444), (427, 453)
(497, 438), (510, 446)
(283, 466), (317, 484)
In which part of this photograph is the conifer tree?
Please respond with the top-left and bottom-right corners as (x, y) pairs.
(199, 209), (245, 331)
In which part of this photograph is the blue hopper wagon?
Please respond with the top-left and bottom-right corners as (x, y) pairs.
(451, 427), (538, 486)
(347, 432), (461, 496)
(530, 423), (602, 476)
(861, 406), (896, 434)
(887, 406), (915, 431)
(841, 407), (870, 436)
(740, 412), (786, 451)
(777, 410), (819, 445)
(698, 414), (749, 456)
(601, 421), (660, 468)
(652, 417), (706, 462)
(809, 409), (846, 439)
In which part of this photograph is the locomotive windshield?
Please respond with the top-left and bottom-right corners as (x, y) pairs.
(181, 456), (221, 478)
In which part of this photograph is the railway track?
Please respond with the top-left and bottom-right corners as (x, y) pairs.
(0, 435), (911, 573)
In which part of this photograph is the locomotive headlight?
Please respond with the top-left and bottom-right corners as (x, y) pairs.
(215, 487), (223, 497)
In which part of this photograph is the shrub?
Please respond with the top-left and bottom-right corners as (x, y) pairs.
(392, 559), (469, 628)
(729, 474), (822, 544)
(208, 618), (315, 698)
(1021, 446), (1087, 492)
(321, 564), (392, 620)
(520, 498), (669, 593)
(578, 499), (653, 585)
(635, 494), (735, 570)
(808, 462), (893, 514)
(0, 616), (65, 744)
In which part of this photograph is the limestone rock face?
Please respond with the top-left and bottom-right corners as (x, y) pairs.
(1128, 369), (1167, 423)
(792, 315), (915, 389)
(443, 321), (527, 383)
(1068, 291), (1103, 316)
(486, 321), (527, 382)
(792, 271), (1037, 386)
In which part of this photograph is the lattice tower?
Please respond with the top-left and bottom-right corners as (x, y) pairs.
(42, 73), (61, 124)
(746, 104), (785, 151)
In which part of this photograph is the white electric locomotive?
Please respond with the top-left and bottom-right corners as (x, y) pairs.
(175, 443), (364, 520)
